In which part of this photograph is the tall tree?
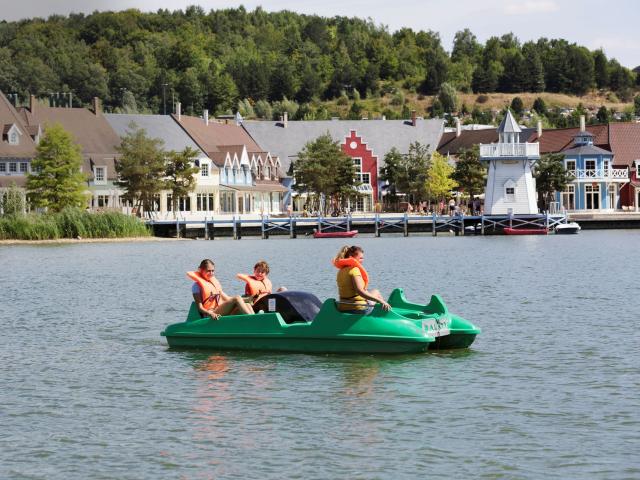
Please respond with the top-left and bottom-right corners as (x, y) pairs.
(533, 153), (572, 211)
(451, 147), (486, 200)
(293, 133), (356, 214)
(26, 123), (87, 212)
(115, 123), (166, 216)
(165, 147), (200, 217)
(425, 152), (457, 203)
(437, 82), (458, 114)
(380, 142), (431, 204)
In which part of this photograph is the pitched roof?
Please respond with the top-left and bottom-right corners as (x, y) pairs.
(105, 114), (206, 156)
(243, 118), (445, 174)
(498, 110), (521, 133)
(608, 123), (640, 167)
(27, 106), (122, 157)
(0, 91), (37, 158)
(562, 144), (612, 156)
(437, 127), (537, 156)
(528, 124), (610, 154)
(173, 114), (263, 159)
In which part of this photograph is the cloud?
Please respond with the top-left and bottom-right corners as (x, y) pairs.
(505, 0), (559, 15)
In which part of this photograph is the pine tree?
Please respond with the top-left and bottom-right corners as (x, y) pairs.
(115, 122), (166, 216)
(165, 147), (200, 217)
(26, 123), (88, 212)
(452, 147), (486, 200)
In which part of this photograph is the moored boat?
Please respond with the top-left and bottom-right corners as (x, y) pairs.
(555, 222), (581, 234)
(161, 289), (480, 354)
(313, 230), (358, 238)
(503, 227), (548, 235)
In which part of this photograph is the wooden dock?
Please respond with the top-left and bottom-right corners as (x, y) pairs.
(149, 213), (574, 239)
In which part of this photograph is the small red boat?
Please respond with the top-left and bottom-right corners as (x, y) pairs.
(313, 230), (359, 239)
(503, 227), (548, 235)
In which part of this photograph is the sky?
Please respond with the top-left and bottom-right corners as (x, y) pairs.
(3, 0), (639, 68)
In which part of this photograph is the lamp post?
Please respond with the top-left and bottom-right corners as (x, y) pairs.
(162, 83), (168, 115)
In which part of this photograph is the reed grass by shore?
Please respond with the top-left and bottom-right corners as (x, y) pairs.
(0, 209), (150, 240)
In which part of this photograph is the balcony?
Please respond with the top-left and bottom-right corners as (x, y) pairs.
(567, 169), (628, 182)
(479, 143), (540, 158)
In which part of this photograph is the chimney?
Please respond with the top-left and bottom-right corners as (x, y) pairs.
(203, 109), (209, 126)
(176, 102), (181, 121)
(30, 94), (36, 113)
(92, 97), (101, 116)
(455, 117), (462, 137)
(283, 111), (288, 128)
(580, 115), (585, 132)
(411, 110), (417, 127)
(537, 120), (542, 138)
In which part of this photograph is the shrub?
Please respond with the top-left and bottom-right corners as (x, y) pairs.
(476, 94), (489, 104)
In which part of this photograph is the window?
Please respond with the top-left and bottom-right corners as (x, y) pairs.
(94, 167), (106, 183)
(561, 185), (575, 211)
(97, 195), (109, 208)
(197, 193), (215, 211)
(9, 162), (17, 173)
(200, 163), (209, 177)
(0, 163), (5, 173)
(504, 181), (516, 202)
(9, 131), (18, 145)
(585, 159), (596, 177)
(19, 163), (28, 173)
(566, 160), (576, 172)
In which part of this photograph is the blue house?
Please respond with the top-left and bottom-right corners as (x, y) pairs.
(556, 130), (627, 211)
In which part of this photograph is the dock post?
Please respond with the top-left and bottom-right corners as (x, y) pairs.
(545, 211), (549, 231)
(317, 215), (322, 233)
(209, 217), (214, 240)
(347, 214), (351, 233)
(176, 216), (180, 239)
(509, 213), (513, 229)
(403, 213), (409, 237)
(290, 216), (296, 239)
(204, 216), (208, 240)
(481, 215), (485, 235)
(232, 216), (237, 240)
(237, 217), (242, 240)
(375, 214), (380, 237)
(261, 215), (266, 239)
(432, 212), (437, 236)
(460, 213), (465, 236)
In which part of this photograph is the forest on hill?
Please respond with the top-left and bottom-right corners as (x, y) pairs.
(1, 5), (638, 123)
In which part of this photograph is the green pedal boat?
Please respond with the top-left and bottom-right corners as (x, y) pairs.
(162, 289), (480, 354)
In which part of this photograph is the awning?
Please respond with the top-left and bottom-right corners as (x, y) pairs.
(220, 183), (289, 193)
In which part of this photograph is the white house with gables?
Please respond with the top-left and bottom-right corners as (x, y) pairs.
(480, 110), (540, 214)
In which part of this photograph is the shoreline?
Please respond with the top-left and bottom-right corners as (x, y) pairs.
(0, 236), (188, 245)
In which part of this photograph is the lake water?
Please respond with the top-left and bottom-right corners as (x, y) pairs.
(2, 232), (639, 479)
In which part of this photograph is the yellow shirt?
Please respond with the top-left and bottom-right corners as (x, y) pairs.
(336, 267), (367, 311)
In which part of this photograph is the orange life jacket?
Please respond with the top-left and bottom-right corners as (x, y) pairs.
(187, 271), (221, 311)
(332, 257), (369, 289)
(236, 273), (272, 303)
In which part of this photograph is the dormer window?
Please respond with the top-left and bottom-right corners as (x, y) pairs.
(94, 166), (106, 184)
(200, 163), (209, 177)
(9, 131), (18, 145)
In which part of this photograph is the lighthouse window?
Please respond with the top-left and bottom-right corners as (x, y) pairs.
(505, 186), (515, 202)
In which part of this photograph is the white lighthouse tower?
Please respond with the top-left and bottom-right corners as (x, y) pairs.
(480, 109), (540, 214)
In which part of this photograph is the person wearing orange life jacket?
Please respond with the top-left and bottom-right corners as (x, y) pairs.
(236, 260), (287, 305)
(333, 245), (391, 313)
(188, 259), (254, 319)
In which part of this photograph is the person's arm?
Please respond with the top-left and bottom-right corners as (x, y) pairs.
(192, 292), (220, 320)
(351, 275), (391, 311)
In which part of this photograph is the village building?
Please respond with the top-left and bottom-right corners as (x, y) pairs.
(243, 113), (444, 212)
(479, 110), (539, 215)
(0, 92), (38, 212)
(19, 97), (125, 211)
(105, 110), (215, 217)
(174, 111), (288, 215)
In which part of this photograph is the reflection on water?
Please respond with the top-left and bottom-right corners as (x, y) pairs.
(2, 232), (640, 479)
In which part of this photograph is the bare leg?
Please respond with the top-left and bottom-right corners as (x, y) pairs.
(214, 296), (254, 316)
